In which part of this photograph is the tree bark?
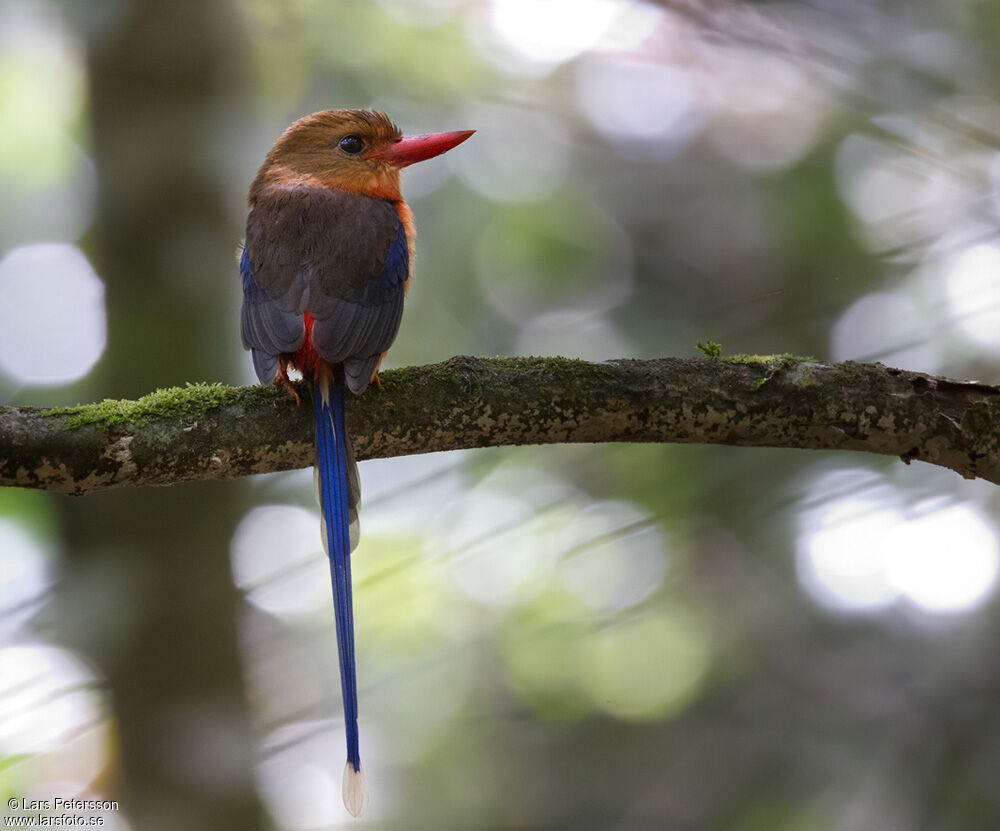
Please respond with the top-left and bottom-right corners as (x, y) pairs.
(4, 355), (1000, 494)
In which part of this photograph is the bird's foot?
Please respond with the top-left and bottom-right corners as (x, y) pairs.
(371, 372), (382, 392)
(272, 363), (301, 405)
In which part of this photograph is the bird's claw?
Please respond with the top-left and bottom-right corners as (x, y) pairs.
(273, 364), (301, 405)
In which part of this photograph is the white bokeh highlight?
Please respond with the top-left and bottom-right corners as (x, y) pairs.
(441, 465), (575, 607)
(230, 504), (332, 617)
(444, 489), (547, 606)
(0, 519), (53, 634)
(576, 56), (702, 154)
(883, 504), (999, 613)
(797, 469), (1000, 616)
(257, 721), (364, 828)
(834, 130), (967, 251)
(487, 0), (621, 66)
(830, 290), (941, 372)
(944, 243), (1000, 349)
(0, 644), (105, 757)
(557, 501), (667, 613)
(798, 497), (902, 613)
(707, 54), (827, 172)
(360, 451), (467, 536)
(0, 243), (106, 386)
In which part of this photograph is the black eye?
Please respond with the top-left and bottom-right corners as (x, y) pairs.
(339, 135), (365, 155)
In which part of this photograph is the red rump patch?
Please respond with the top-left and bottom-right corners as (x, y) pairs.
(292, 313), (323, 378)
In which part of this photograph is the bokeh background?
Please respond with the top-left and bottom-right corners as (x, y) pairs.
(3, 0), (1000, 828)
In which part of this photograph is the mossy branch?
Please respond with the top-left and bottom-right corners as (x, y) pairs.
(2, 355), (1000, 495)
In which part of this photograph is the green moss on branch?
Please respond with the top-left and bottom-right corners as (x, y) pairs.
(42, 382), (271, 429)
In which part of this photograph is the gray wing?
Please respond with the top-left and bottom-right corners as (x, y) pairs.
(242, 185), (409, 392)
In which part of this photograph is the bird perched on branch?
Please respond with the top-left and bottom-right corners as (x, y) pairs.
(240, 109), (473, 816)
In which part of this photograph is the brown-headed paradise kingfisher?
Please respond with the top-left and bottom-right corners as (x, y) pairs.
(240, 110), (473, 815)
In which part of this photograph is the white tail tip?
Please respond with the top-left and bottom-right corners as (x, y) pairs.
(343, 761), (369, 818)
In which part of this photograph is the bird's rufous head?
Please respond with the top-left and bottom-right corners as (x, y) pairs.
(249, 109), (474, 203)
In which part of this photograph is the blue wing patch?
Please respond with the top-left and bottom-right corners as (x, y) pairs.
(344, 221), (408, 306)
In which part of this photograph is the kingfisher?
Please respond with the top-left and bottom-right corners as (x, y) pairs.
(240, 110), (473, 815)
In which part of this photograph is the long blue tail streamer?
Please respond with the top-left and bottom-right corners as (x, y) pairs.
(313, 373), (360, 771)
